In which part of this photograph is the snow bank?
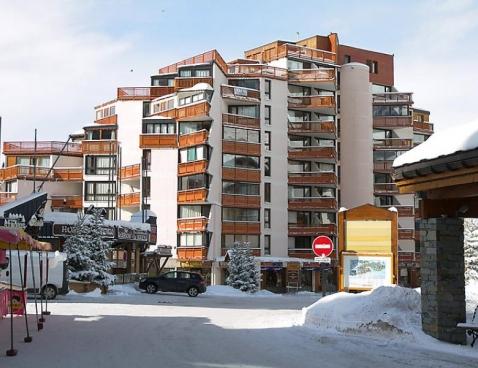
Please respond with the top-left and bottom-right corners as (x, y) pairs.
(205, 285), (280, 298)
(67, 284), (141, 299)
(302, 286), (421, 339)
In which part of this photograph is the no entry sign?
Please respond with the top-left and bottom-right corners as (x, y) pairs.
(312, 235), (334, 257)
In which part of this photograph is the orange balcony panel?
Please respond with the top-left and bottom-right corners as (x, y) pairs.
(374, 183), (399, 195)
(399, 229), (415, 240)
(221, 85), (260, 103)
(117, 87), (175, 100)
(222, 113), (260, 129)
(373, 139), (413, 150)
(288, 147), (336, 160)
(221, 222), (260, 235)
(0, 192), (17, 205)
(82, 140), (118, 154)
(139, 134), (177, 149)
(373, 161), (393, 172)
(288, 198), (337, 210)
(178, 188), (208, 203)
(118, 192), (141, 207)
(177, 218), (208, 232)
(95, 114), (118, 125)
(288, 69), (335, 83)
(413, 121), (433, 134)
(175, 77), (213, 90)
(288, 95), (335, 109)
(288, 249), (315, 259)
(178, 160), (208, 176)
(176, 102), (210, 120)
(222, 141), (261, 156)
(222, 194), (261, 208)
(51, 195), (83, 209)
(288, 223), (337, 236)
(288, 121), (336, 135)
(373, 116), (412, 129)
(53, 168), (83, 181)
(120, 163), (141, 180)
(222, 167), (261, 183)
(159, 49), (227, 75)
(177, 246), (208, 261)
(396, 206), (414, 217)
(178, 130), (208, 148)
(3, 141), (82, 156)
(221, 247), (261, 257)
(288, 172), (337, 185)
(227, 64), (287, 80)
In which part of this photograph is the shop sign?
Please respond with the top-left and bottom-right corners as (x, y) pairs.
(53, 224), (115, 238)
(117, 227), (149, 242)
(314, 256), (331, 264)
(287, 262), (300, 270)
(180, 261), (203, 268)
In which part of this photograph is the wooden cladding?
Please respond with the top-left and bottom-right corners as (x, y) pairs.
(413, 121), (433, 134)
(373, 116), (412, 129)
(95, 114), (118, 125)
(178, 130), (208, 148)
(120, 163), (141, 179)
(398, 229), (414, 240)
(51, 195), (83, 209)
(117, 87), (175, 100)
(374, 183), (399, 194)
(0, 166), (82, 181)
(288, 198), (337, 210)
(177, 218), (208, 232)
(373, 161), (393, 172)
(118, 192), (141, 207)
(139, 134), (177, 149)
(158, 49), (228, 75)
(222, 113), (260, 129)
(221, 85), (260, 103)
(221, 221), (260, 234)
(177, 188), (208, 203)
(227, 64), (287, 80)
(288, 147), (336, 160)
(177, 246), (208, 261)
(396, 206), (414, 217)
(288, 95), (335, 109)
(288, 223), (337, 236)
(222, 194), (261, 209)
(176, 102), (210, 120)
(175, 77), (213, 90)
(288, 172), (337, 185)
(288, 249), (315, 259)
(288, 121), (335, 135)
(0, 192), (16, 205)
(178, 160), (208, 176)
(373, 93), (413, 105)
(222, 141), (261, 156)
(222, 167), (261, 183)
(3, 141), (82, 156)
(52, 168), (83, 181)
(82, 140), (118, 154)
(373, 139), (413, 150)
(247, 43), (336, 64)
(288, 69), (335, 83)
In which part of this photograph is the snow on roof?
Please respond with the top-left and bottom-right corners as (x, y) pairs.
(0, 192), (47, 217)
(70, 129), (85, 136)
(393, 120), (478, 167)
(43, 212), (150, 231)
(180, 83), (213, 92)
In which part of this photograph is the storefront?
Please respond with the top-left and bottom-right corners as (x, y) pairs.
(261, 262), (286, 293)
(177, 260), (212, 285)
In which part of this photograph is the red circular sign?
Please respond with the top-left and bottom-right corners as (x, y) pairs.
(312, 236), (334, 257)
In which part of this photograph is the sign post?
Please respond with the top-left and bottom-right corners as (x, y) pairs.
(312, 236), (334, 296)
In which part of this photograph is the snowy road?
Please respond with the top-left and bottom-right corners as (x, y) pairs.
(1, 289), (477, 368)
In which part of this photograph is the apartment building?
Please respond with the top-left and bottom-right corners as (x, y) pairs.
(0, 33), (432, 290)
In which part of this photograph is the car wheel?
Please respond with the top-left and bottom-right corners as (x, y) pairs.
(187, 286), (199, 297)
(145, 283), (158, 294)
(42, 284), (57, 300)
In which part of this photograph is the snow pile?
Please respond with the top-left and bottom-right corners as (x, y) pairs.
(67, 284), (141, 299)
(302, 286), (421, 339)
(205, 285), (280, 298)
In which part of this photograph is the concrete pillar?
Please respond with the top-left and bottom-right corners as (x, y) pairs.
(419, 218), (466, 344)
(211, 262), (223, 286)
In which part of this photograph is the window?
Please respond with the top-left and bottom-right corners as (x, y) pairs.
(344, 55), (351, 63)
(264, 131), (271, 150)
(179, 145), (207, 163)
(264, 105), (271, 125)
(413, 133), (427, 144)
(264, 209), (271, 229)
(264, 157), (271, 176)
(84, 181), (116, 201)
(5, 181), (17, 193)
(222, 181), (259, 195)
(222, 208), (260, 222)
(372, 61), (378, 74)
(143, 120), (175, 134)
(228, 105), (259, 118)
(178, 174), (209, 191)
(288, 186), (335, 199)
(143, 150), (151, 171)
(373, 105), (409, 117)
(179, 69), (192, 77)
(222, 234), (259, 248)
(288, 236), (314, 249)
(265, 183), (271, 203)
(178, 272), (191, 279)
(223, 154), (260, 169)
(196, 69), (210, 77)
(179, 205), (210, 219)
(179, 121), (210, 135)
(178, 92), (207, 106)
(265, 80), (271, 99)
(85, 156), (116, 175)
(223, 126), (260, 143)
(264, 235), (271, 255)
(179, 233), (204, 247)
(142, 176), (151, 198)
(230, 79), (259, 90)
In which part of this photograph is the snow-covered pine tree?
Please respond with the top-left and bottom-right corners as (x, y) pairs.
(226, 242), (260, 293)
(464, 218), (478, 283)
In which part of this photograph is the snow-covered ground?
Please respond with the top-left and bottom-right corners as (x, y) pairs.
(1, 284), (477, 368)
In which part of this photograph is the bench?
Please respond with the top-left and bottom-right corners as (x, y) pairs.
(457, 305), (478, 347)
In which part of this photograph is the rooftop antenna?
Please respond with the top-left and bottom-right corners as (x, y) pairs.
(296, 32), (300, 41)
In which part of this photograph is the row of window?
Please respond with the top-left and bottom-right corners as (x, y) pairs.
(84, 181), (116, 202)
(143, 121), (175, 134)
(288, 211), (335, 226)
(373, 105), (410, 117)
(288, 186), (335, 199)
(289, 136), (335, 148)
(95, 105), (115, 121)
(223, 126), (260, 143)
(16, 156), (50, 167)
(152, 98), (174, 114)
(288, 161), (334, 173)
(222, 207), (260, 222)
(222, 181), (260, 196)
(178, 173), (210, 191)
(85, 156), (116, 176)
(85, 128), (116, 141)
(178, 68), (211, 78)
(223, 154), (260, 170)
(178, 91), (209, 106)
(179, 145), (208, 163)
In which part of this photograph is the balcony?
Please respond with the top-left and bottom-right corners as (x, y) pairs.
(178, 188), (208, 203)
(176, 101), (210, 120)
(413, 121), (433, 134)
(288, 146), (336, 161)
(0, 192), (16, 205)
(396, 206), (414, 217)
(222, 113), (260, 129)
(158, 49), (228, 75)
(178, 160), (208, 176)
(0, 165), (82, 181)
(221, 221), (260, 234)
(82, 140), (118, 154)
(288, 172), (337, 186)
(288, 223), (336, 236)
(178, 130), (208, 148)
(373, 161), (394, 173)
(287, 249), (315, 259)
(227, 64), (287, 80)
(221, 85), (260, 104)
(174, 77), (213, 90)
(3, 141), (82, 156)
(288, 95), (335, 113)
(177, 246), (208, 261)
(120, 163), (141, 180)
(95, 114), (118, 125)
(288, 121), (335, 137)
(222, 194), (261, 209)
(398, 228), (415, 240)
(221, 247), (261, 257)
(374, 183), (399, 195)
(177, 218), (208, 232)
(288, 197), (337, 210)
(373, 138), (413, 150)
(222, 167), (261, 183)
(373, 93), (413, 105)
(288, 69), (335, 89)
(117, 87), (175, 100)
(51, 195), (83, 209)
(118, 192), (141, 207)
(222, 141), (261, 156)
(373, 116), (412, 129)
(139, 134), (177, 149)
(282, 44), (336, 64)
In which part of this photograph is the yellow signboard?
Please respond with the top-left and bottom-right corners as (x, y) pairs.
(345, 220), (392, 253)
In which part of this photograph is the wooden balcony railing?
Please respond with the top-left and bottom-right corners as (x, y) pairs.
(398, 228), (415, 239)
(227, 64), (288, 80)
(222, 113), (260, 129)
(0, 165), (82, 181)
(222, 167), (261, 183)
(396, 206), (414, 217)
(288, 197), (337, 210)
(373, 116), (412, 128)
(175, 101), (210, 120)
(3, 141), (82, 156)
(254, 43), (336, 64)
(413, 121), (433, 134)
(139, 134), (177, 149)
(373, 139), (413, 150)
(288, 172), (337, 185)
(373, 161), (394, 172)
(0, 192), (17, 205)
(178, 160), (208, 176)
(221, 221), (260, 234)
(82, 140), (118, 154)
(288, 121), (335, 135)
(221, 85), (260, 103)
(373, 93), (413, 104)
(288, 146), (336, 160)
(178, 188), (208, 203)
(288, 223), (337, 236)
(95, 114), (118, 125)
(222, 141), (261, 156)
(374, 183), (399, 194)
(120, 163), (141, 180)
(288, 95), (335, 109)
(117, 87), (175, 100)
(177, 246), (208, 261)
(159, 49), (227, 75)
(118, 192), (141, 207)
(52, 168), (83, 181)
(222, 194), (261, 209)
(288, 69), (335, 83)
(51, 195), (83, 209)
(178, 130), (208, 148)
(174, 77), (213, 90)
(177, 218), (208, 232)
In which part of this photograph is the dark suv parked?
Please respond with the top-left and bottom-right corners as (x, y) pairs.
(139, 271), (206, 297)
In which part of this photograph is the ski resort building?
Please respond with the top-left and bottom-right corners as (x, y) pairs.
(0, 33), (433, 290)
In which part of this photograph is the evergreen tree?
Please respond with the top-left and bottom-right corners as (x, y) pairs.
(464, 218), (478, 283)
(226, 242), (260, 293)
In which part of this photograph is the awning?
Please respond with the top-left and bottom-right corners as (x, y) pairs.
(0, 227), (52, 251)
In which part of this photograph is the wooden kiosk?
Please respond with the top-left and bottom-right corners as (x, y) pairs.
(337, 204), (398, 292)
